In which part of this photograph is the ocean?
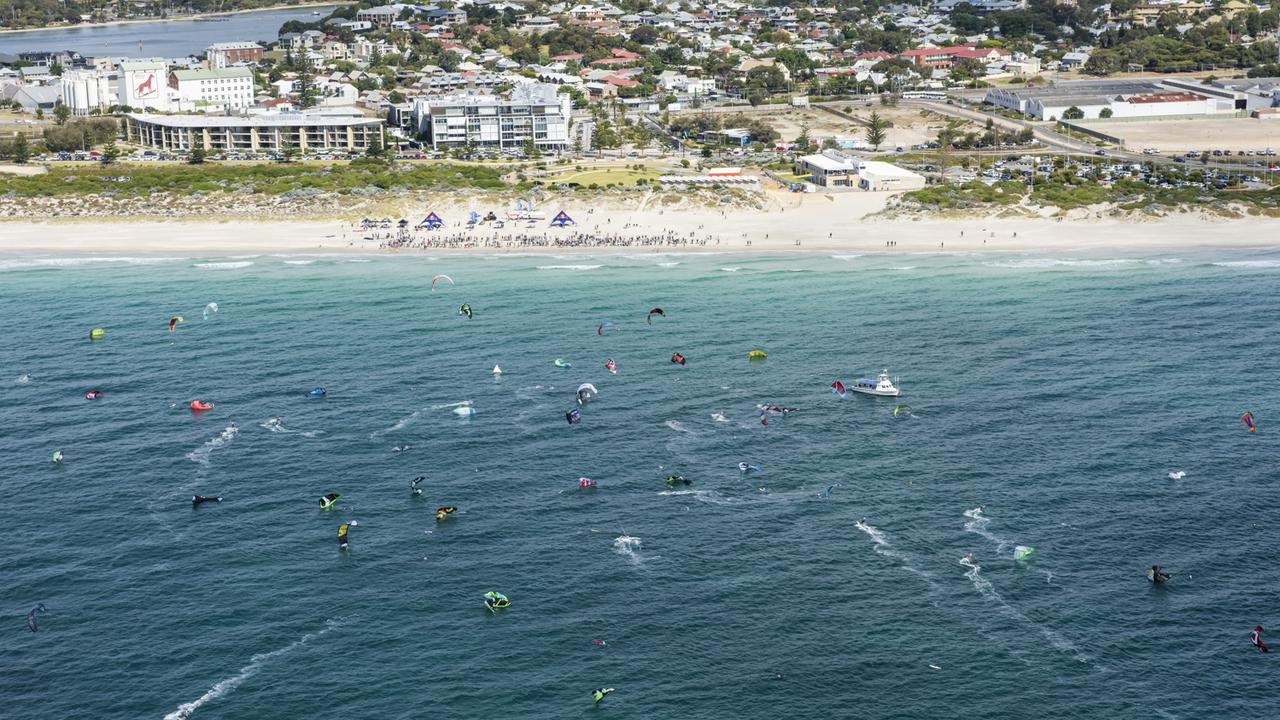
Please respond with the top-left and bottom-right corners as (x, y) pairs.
(3, 249), (1278, 719)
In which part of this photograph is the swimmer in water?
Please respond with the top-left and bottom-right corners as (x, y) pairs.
(963, 552), (974, 564)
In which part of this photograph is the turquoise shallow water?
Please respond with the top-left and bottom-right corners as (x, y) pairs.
(3, 249), (1279, 719)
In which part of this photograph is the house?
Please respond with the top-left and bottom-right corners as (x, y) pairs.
(356, 5), (400, 27)
(795, 149), (859, 187)
(206, 42), (263, 69)
(169, 66), (255, 110)
(900, 44), (1010, 70)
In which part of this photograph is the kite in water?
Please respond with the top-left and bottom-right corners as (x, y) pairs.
(554, 358), (572, 368)
(604, 359), (617, 374)
(566, 408), (582, 425)
(1242, 411), (1256, 433)
(748, 349), (767, 361)
(85, 389), (103, 400)
(822, 484), (839, 499)
(592, 688), (614, 705)
(894, 403), (911, 417)
(664, 474), (691, 488)
(597, 320), (617, 335)
(192, 495), (222, 506)
(1168, 471), (1186, 480)
(711, 411), (728, 422)
(435, 506), (457, 522)
(337, 521), (357, 548)
(578, 477), (597, 489)
(1252, 626), (1269, 653)
(593, 639), (608, 648)
(483, 591), (510, 613)
(308, 387), (327, 398)
(576, 383), (598, 405)
(26, 604), (46, 633)
(51, 451), (63, 464)
(831, 380), (846, 398)
(203, 302), (218, 320)
(458, 303), (473, 319)
(738, 462), (763, 474)
(168, 316), (184, 333)
(89, 328), (106, 340)
(1148, 565), (1170, 583)
(671, 352), (686, 366)
(1014, 546), (1035, 561)
(319, 493), (340, 509)
(646, 307), (665, 325)
(431, 274), (454, 291)
(410, 477), (424, 496)
(190, 400), (213, 412)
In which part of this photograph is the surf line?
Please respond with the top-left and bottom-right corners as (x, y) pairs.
(163, 619), (343, 719)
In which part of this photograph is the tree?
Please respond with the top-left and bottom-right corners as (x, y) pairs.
(388, 90), (405, 104)
(865, 111), (888, 151)
(35, 108), (44, 120)
(189, 139), (206, 164)
(630, 26), (659, 45)
(522, 137), (541, 159)
(367, 132), (385, 159)
(795, 124), (810, 149)
(1099, 108), (1113, 118)
(1062, 105), (1085, 120)
(279, 140), (298, 163)
(54, 100), (70, 126)
(12, 133), (30, 164)
(101, 141), (119, 164)
(297, 64), (317, 109)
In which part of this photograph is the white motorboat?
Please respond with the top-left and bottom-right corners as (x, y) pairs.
(849, 369), (900, 397)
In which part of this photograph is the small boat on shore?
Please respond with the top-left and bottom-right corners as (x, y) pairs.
(849, 369), (900, 397)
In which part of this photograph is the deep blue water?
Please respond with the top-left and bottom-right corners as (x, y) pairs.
(0, 5), (342, 57)
(2, 249), (1278, 719)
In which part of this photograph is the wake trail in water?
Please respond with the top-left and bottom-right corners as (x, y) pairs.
(163, 618), (342, 719)
(186, 423), (238, 465)
(854, 520), (934, 584)
(663, 420), (692, 433)
(260, 417), (324, 438)
(958, 536), (1087, 663)
(963, 507), (1009, 554)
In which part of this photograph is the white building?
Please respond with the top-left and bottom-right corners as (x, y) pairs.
(119, 59), (172, 111)
(795, 150), (859, 187)
(169, 67), (255, 110)
(857, 160), (926, 191)
(409, 83), (572, 151)
(124, 109), (384, 152)
(61, 67), (115, 115)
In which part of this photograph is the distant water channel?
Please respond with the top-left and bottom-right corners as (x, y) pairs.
(0, 4), (344, 58)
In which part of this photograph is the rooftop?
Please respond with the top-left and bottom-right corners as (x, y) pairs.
(127, 110), (382, 128)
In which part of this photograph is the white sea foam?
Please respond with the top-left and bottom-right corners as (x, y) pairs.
(888, 266), (918, 271)
(193, 261), (254, 270)
(855, 520), (933, 582)
(613, 535), (643, 565)
(710, 412), (729, 423)
(283, 260), (315, 265)
(830, 254), (863, 261)
(259, 417), (323, 437)
(369, 409), (424, 438)
(163, 619), (341, 720)
(1212, 260), (1280, 268)
(536, 264), (603, 270)
(663, 420), (691, 433)
(15, 373), (32, 384)
(1168, 470), (1186, 480)
(0, 256), (187, 271)
(719, 266), (742, 272)
(988, 258), (1137, 269)
(186, 423), (239, 465)
(657, 262), (680, 267)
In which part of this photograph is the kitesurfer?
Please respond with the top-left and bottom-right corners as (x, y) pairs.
(51, 451), (63, 464)
(192, 495), (222, 506)
(671, 352), (686, 365)
(436, 506), (457, 522)
(664, 474), (690, 488)
(566, 408), (582, 425)
(1149, 565), (1170, 583)
(411, 477), (424, 496)
(483, 591), (509, 612)
(319, 493), (340, 509)
(578, 477), (596, 489)
(605, 359), (616, 374)
(85, 389), (102, 400)
(338, 521), (357, 548)
(592, 688), (614, 704)
(1252, 626), (1269, 653)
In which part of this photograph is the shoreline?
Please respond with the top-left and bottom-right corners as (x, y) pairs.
(0, 1), (344, 37)
(1, 213), (1278, 257)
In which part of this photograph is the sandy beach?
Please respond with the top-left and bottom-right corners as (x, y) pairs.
(0, 191), (1275, 257)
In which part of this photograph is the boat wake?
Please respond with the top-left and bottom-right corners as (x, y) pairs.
(163, 618), (342, 719)
(186, 423), (238, 465)
(663, 420), (693, 433)
(260, 417), (323, 438)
